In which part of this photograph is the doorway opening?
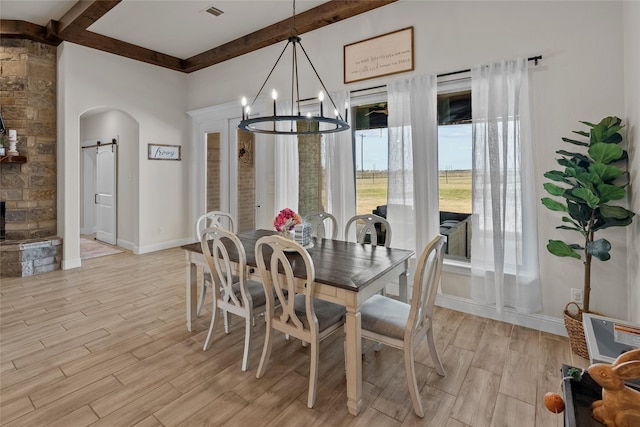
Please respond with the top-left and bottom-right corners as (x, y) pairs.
(79, 108), (139, 260)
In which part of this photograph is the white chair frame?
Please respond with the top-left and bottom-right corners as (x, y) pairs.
(255, 235), (345, 408)
(200, 226), (264, 372)
(344, 213), (392, 247)
(194, 211), (237, 320)
(359, 235), (447, 417)
(303, 211), (338, 239)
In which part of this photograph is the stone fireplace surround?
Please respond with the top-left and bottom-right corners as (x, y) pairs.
(1, 38), (60, 277)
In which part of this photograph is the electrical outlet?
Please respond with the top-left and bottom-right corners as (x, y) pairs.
(571, 288), (583, 305)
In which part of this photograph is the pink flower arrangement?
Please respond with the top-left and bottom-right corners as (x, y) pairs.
(273, 208), (301, 233)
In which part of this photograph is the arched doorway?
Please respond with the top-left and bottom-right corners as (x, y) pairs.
(79, 108), (139, 259)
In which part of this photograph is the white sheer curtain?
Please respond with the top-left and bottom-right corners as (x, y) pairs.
(324, 91), (355, 239)
(387, 75), (439, 253)
(470, 58), (542, 314)
(274, 100), (299, 214)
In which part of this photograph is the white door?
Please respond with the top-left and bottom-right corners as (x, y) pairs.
(96, 144), (117, 245)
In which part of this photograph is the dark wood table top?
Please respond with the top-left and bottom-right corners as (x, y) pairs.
(182, 229), (414, 292)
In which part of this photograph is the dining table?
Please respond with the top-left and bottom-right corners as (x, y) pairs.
(181, 228), (414, 416)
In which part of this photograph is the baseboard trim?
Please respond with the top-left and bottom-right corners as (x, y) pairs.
(116, 238), (135, 251)
(135, 238), (194, 255)
(62, 258), (81, 270)
(435, 293), (567, 336)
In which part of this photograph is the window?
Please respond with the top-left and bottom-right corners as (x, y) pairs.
(353, 101), (388, 216)
(437, 81), (472, 260)
(298, 83), (473, 261)
(349, 84), (474, 260)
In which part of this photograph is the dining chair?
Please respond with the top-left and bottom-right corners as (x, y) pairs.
(200, 226), (266, 372)
(303, 211), (338, 239)
(255, 235), (346, 408)
(358, 235), (447, 417)
(194, 211), (237, 319)
(344, 213), (392, 247)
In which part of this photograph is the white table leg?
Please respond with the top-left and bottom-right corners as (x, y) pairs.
(398, 259), (409, 303)
(185, 253), (197, 332)
(345, 308), (362, 416)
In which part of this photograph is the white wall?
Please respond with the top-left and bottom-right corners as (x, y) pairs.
(54, 1), (634, 327)
(81, 110), (139, 249)
(624, 0), (640, 323)
(57, 42), (191, 266)
(187, 1), (630, 322)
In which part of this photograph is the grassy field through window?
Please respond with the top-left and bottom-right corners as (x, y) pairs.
(355, 170), (472, 215)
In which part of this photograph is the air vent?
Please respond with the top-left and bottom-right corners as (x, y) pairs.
(205, 5), (224, 16)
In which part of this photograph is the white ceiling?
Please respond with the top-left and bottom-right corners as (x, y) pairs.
(0, 0), (325, 59)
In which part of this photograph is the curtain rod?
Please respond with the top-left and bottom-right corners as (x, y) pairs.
(438, 55), (542, 78)
(351, 55), (543, 93)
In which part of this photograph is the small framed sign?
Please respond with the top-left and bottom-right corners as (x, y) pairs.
(344, 27), (414, 84)
(148, 144), (181, 161)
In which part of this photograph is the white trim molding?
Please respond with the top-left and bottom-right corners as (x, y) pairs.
(436, 293), (567, 336)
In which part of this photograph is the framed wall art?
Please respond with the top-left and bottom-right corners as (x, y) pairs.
(344, 27), (414, 84)
(148, 144), (181, 161)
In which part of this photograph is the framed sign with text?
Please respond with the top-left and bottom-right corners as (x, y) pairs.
(148, 144), (181, 161)
(344, 27), (414, 84)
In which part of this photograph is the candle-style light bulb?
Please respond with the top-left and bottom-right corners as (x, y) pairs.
(241, 97), (247, 120)
(344, 101), (349, 122)
(334, 108), (339, 118)
(271, 89), (278, 116)
(318, 91), (324, 117)
(306, 112), (312, 118)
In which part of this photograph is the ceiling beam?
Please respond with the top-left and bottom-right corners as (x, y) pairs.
(0, 17), (184, 72)
(61, 30), (186, 72)
(0, 0), (398, 74)
(182, 0), (398, 73)
(0, 20), (59, 46)
(56, 0), (122, 38)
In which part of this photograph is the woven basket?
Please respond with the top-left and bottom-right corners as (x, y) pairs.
(563, 302), (589, 359)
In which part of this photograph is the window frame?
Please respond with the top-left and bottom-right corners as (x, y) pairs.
(437, 77), (473, 267)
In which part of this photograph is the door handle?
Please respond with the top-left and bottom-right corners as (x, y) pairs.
(95, 194), (98, 204)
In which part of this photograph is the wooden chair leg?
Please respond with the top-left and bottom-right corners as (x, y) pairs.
(256, 321), (274, 379)
(203, 299), (218, 351)
(427, 327), (446, 377)
(196, 282), (207, 317)
(360, 337), (381, 354)
(307, 338), (319, 408)
(223, 308), (230, 334)
(241, 315), (252, 372)
(404, 343), (424, 417)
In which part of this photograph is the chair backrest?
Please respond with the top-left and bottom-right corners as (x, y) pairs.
(255, 235), (318, 338)
(200, 226), (249, 309)
(344, 213), (392, 247)
(406, 235), (446, 340)
(195, 211), (237, 238)
(303, 211), (338, 239)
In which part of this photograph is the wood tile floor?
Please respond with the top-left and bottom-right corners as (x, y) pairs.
(1, 247), (590, 426)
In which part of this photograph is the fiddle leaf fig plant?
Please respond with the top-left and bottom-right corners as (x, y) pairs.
(541, 116), (635, 313)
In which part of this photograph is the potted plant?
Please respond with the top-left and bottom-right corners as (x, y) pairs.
(541, 116), (635, 356)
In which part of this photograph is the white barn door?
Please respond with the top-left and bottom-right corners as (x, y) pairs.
(95, 144), (117, 245)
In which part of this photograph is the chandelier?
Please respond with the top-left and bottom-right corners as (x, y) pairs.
(237, 0), (350, 136)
